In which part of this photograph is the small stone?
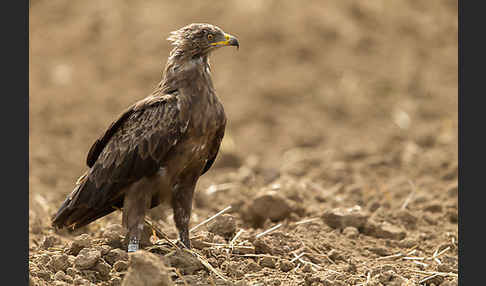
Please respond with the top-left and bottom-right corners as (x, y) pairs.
(375, 270), (404, 285)
(73, 275), (90, 286)
(66, 267), (80, 278)
(41, 235), (59, 249)
(36, 253), (52, 265)
(447, 210), (458, 223)
(259, 256), (276, 269)
(342, 226), (359, 239)
(226, 261), (244, 278)
(244, 261), (262, 272)
(447, 182), (458, 197)
(35, 269), (51, 281)
(66, 234), (92, 256)
(328, 249), (343, 262)
(395, 209), (418, 229)
(441, 279), (458, 286)
(103, 224), (124, 249)
(437, 264), (455, 273)
(98, 244), (112, 256)
(212, 234), (226, 244)
(53, 271), (72, 283)
(442, 164), (458, 181)
(94, 260), (112, 278)
(346, 261), (357, 273)
(366, 247), (390, 256)
(110, 277), (123, 286)
(122, 251), (173, 286)
(423, 203), (443, 213)
(234, 280), (249, 286)
(364, 220), (406, 240)
(301, 263), (313, 273)
(74, 248), (101, 270)
(423, 214), (438, 225)
(279, 260), (295, 272)
(425, 275), (444, 285)
(207, 214), (237, 238)
(397, 238), (416, 249)
(113, 260), (129, 272)
(47, 254), (71, 272)
(322, 206), (369, 229)
(253, 237), (274, 255)
(166, 249), (203, 275)
(104, 248), (129, 266)
(246, 191), (293, 226)
(370, 265), (397, 277)
(368, 201), (381, 213)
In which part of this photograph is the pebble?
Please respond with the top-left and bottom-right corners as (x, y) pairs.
(94, 260), (112, 278)
(66, 234), (92, 256)
(122, 251), (172, 286)
(279, 260), (295, 272)
(395, 209), (418, 229)
(226, 261), (245, 278)
(165, 249), (203, 275)
(301, 263), (313, 273)
(41, 235), (59, 249)
(423, 203), (443, 213)
(103, 224), (124, 249)
(259, 256), (277, 269)
(244, 261), (262, 272)
(74, 248), (101, 270)
(207, 214), (237, 238)
(53, 270), (72, 283)
(113, 260), (129, 272)
(342, 226), (359, 239)
(364, 220), (406, 240)
(47, 254), (71, 272)
(322, 205), (369, 229)
(246, 191), (292, 226)
(104, 248), (128, 266)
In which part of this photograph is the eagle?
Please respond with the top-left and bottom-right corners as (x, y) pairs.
(52, 23), (239, 252)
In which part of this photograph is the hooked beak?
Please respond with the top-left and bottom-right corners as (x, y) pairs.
(211, 33), (239, 50)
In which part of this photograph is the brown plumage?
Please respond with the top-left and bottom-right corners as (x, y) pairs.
(51, 23), (239, 251)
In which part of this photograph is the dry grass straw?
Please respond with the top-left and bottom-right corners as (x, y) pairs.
(255, 223), (282, 239)
(401, 180), (417, 210)
(205, 183), (240, 195)
(144, 207), (236, 283)
(188, 248), (229, 282)
(293, 217), (319, 225)
(144, 217), (180, 249)
(189, 205), (232, 233)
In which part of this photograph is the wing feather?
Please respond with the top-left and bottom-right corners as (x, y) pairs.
(84, 94), (183, 207)
(201, 120), (226, 175)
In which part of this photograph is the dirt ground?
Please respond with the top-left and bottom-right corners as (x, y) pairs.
(29, 1), (458, 285)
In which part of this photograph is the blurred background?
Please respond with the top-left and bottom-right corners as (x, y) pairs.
(30, 0), (457, 238)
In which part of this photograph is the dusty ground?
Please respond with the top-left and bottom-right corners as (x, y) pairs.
(29, 1), (458, 285)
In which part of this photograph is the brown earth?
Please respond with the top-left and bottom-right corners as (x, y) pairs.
(29, 1), (458, 285)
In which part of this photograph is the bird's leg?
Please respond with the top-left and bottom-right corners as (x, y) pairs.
(123, 179), (151, 252)
(171, 182), (195, 249)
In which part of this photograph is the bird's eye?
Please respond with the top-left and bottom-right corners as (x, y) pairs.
(207, 34), (214, 41)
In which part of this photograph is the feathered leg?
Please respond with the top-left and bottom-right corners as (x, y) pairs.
(122, 179), (152, 252)
(172, 181), (196, 249)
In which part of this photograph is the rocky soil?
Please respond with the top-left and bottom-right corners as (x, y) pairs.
(30, 1), (458, 285)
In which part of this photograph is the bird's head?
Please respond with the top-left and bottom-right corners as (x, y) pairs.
(168, 23), (239, 58)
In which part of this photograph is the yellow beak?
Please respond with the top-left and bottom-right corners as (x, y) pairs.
(210, 33), (239, 49)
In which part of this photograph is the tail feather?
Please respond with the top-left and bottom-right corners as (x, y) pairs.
(51, 170), (124, 230)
